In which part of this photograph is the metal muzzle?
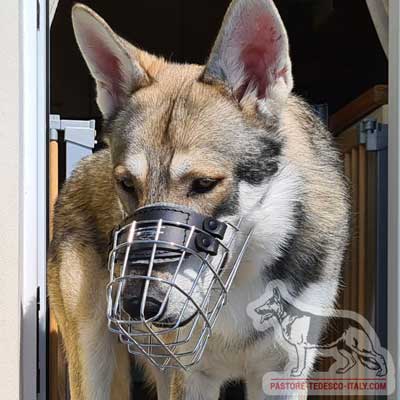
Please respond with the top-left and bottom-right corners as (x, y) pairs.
(106, 203), (252, 370)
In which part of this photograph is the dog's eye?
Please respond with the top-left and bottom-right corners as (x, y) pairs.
(118, 177), (136, 193)
(190, 178), (220, 195)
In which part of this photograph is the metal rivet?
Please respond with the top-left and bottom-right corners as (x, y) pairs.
(201, 237), (212, 248)
(208, 219), (218, 230)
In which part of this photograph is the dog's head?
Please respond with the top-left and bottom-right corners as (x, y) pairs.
(255, 287), (283, 323)
(73, 0), (300, 325)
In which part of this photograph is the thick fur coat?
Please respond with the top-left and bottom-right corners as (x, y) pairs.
(48, 1), (349, 399)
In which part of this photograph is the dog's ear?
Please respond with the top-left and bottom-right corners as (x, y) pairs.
(273, 287), (281, 300)
(72, 4), (151, 118)
(203, 0), (292, 110)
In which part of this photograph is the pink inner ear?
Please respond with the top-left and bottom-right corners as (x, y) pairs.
(86, 31), (124, 93)
(237, 8), (285, 98)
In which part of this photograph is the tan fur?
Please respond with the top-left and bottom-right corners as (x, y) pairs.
(107, 63), (245, 216)
(170, 371), (186, 400)
(48, 152), (129, 399)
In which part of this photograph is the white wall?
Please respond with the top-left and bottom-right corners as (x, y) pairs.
(0, 0), (21, 399)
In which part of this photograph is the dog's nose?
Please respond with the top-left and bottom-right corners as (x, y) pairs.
(123, 296), (166, 321)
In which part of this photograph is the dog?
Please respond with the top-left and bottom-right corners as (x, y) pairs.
(47, 0), (349, 399)
(254, 287), (387, 378)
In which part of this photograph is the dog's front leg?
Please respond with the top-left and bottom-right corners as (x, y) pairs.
(79, 316), (131, 400)
(150, 367), (173, 400)
(170, 370), (222, 400)
(246, 374), (267, 400)
(48, 245), (131, 400)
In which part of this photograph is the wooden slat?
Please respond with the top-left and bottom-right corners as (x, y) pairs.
(343, 152), (352, 312)
(49, 140), (58, 237)
(358, 144), (367, 318)
(351, 148), (359, 398)
(351, 148), (360, 400)
(356, 145), (367, 400)
(49, 139), (60, 400)
(336, 126), (359, 154)
(329, 85), (388, 135)
(342, 151), (352, 400)
(365, 152), (377, 323)
(351, 147), (359, 313)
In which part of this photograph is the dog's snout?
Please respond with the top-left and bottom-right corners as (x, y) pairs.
(123, 296), (166, 321)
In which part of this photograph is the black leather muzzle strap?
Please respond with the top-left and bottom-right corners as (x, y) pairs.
(114, 204), (228, 263)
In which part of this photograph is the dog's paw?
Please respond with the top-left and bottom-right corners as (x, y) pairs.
(376, 369), (386, 377)
(290, 367), (304, 377)
(336, 367), (348, 374)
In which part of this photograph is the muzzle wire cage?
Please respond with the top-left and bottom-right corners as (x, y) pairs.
(106, 204), (252, 370)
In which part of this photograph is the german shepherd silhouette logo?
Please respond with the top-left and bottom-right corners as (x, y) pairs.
(254, 287), (388, 378)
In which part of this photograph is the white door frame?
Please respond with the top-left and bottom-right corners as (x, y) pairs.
(388, 1), (399, 399)
(21, 0), (48, 398)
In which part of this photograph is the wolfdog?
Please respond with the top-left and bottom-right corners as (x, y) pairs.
(48, 0), (349, 399)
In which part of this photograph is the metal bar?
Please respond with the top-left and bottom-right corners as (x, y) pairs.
(113, 221), (136, 315)
(160, 225), (197, 316)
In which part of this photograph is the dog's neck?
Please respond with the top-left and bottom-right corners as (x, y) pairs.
(274, 304), (287, 322)
(274, 296), (298, 324)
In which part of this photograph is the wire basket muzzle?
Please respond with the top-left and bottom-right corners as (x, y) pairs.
(106, 203), (252, 370)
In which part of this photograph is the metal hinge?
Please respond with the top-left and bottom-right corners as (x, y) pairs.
(50, 114), (97, 177)
(49, 114), (97, 143)
(359, 119), (388, 151)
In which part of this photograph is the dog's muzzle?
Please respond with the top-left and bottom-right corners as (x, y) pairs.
(106, 203), (252, 370)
